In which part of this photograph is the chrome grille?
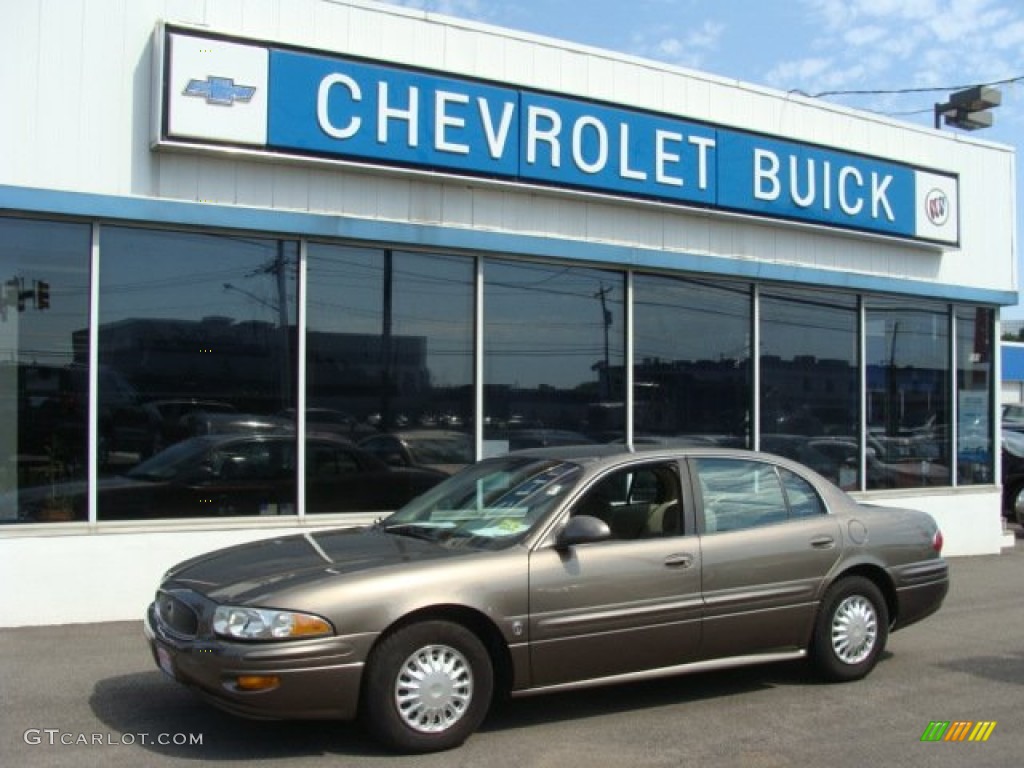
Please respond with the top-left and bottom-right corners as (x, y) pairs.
(156, 591), (199, 638)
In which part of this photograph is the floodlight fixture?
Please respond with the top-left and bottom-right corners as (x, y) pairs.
(934, 85), (1002, 131)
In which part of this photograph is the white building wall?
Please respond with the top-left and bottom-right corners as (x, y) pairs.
(0, 520), (346, 627)
(0, 0), (1016, 294)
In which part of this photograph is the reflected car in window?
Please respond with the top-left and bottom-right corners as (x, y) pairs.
(23, 363), (163, 470)
(12, 433), (446, 521)
(145, 446), (948, 754)
(147, 399), (238, 446)
(359, 430), (474, 475)
(179, 411), (293, 439)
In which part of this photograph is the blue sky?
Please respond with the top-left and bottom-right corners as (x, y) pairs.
(377, 0), (1024, 316)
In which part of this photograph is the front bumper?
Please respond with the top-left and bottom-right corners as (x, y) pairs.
(144, 599), (374, 721)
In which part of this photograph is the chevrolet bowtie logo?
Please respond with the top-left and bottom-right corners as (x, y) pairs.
(183, 76), (257, 106)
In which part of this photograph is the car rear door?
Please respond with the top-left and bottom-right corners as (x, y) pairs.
(691, 456), (842, 659)
(527, 460), (703, 687)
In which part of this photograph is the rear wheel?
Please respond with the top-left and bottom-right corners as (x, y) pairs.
(811, 576), (888, 682)
(361, 621), (493, 753)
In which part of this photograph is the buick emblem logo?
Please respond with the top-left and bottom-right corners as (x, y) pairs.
(925, 189), (949, 226)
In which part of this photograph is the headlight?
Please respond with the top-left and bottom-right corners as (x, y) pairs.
(212, 606), (334, 640)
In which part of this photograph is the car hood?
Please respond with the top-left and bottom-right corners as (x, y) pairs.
(163, 527), (461, 604)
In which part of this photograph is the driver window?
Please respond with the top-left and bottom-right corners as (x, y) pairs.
(572, 463), (681, 539)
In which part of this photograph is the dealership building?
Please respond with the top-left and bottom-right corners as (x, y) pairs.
(0, 0), (1018, 626)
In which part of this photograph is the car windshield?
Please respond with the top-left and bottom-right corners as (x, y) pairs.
(380, 456), (582, 550)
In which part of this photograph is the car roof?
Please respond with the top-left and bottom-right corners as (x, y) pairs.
(504, 444), (845, 500)
(364, 430), (469, 440)
(506, 443), (776, 465)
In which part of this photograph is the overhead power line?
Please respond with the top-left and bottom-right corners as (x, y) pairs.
(798, 74), (1024, 99)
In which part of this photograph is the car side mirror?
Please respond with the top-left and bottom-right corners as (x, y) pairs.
(555, 515), (612, 550)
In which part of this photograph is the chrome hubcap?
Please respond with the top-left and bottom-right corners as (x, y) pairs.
(831, 594), (878, 665)
(395, 644), (473, 733)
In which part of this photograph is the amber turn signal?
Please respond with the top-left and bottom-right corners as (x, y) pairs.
(234, 675), (281, 691)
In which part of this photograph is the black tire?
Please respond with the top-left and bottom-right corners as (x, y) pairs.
(810, 576), (889, 682)
(361, 621), (493, 754)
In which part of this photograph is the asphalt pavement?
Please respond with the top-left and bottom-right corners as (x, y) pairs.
(2, 530), (1022, 768)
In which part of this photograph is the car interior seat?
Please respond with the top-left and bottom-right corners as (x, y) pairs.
(645, 499), (679, 536)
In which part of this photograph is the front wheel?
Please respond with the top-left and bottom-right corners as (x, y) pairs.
(361, 621), (493, 753)
(810, 576), (889, 682)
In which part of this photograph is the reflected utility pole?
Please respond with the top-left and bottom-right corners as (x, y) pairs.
(381, 250), (393, 429)
(595, 284), (612, 400)
(223, 241), (293, 408)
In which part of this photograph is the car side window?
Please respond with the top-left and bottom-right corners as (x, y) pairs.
(778, 467), (826, 518)
(308, 445), (361, 477)
(361, 436), (404, 465)
(695, 457), (788, 533)
(214, 442), (276, 481)
(572, 463), (682, 539)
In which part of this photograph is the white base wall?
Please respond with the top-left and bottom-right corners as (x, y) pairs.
(0, 491), (1012, 627)
(852, 488), (1013, 556)
(0, 518), (369, 628)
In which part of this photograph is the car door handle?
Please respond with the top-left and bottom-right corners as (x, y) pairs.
(664, 553), (695, 568)
(809, 535), (836, 549)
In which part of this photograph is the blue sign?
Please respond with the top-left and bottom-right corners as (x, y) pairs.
(717, 133), (917, 238)
(164, 28), (959, 245)
(269, 51), (521, 176)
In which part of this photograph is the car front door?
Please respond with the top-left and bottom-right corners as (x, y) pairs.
(527, 461), (703, 687)
(691, 456), (842, 659)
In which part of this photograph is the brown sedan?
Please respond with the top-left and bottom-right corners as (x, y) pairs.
(144, 446), (948, 753)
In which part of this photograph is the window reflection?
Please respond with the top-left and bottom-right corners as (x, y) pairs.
(483, 261), (625, 452)
(0, 218), (91, 523)
(956, 307), (993, 485)
(97, 228), (299, 519)
(0, 217), (1000, 524)
(759, 287), (859, 489)
(865, 299), (951, 489)
(306, 246), (473, 510)
(633, 274), (751, 447)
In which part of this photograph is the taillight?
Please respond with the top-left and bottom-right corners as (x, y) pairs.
(932, 529), (944, 554)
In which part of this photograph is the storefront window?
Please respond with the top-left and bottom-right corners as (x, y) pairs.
(956, 306), (994, 485)
(633, 274), (751, 447)
(483, 260), (624, 452)
(306, 246), (474, 511)
(97, 227), (299, 519)
(865, 299), (951, 490)
(0, 217), (92, 524)
(760, 287), (859, 489)
(1, 214), (995, 525)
